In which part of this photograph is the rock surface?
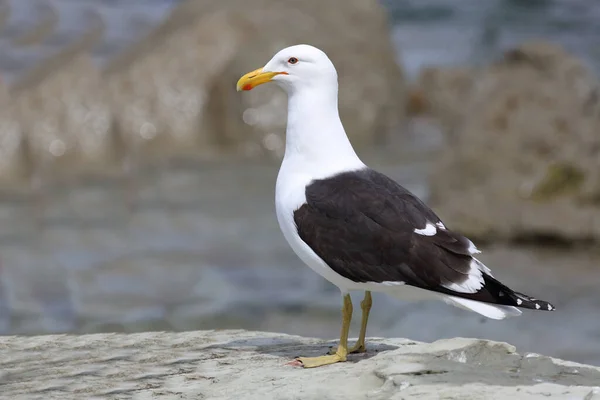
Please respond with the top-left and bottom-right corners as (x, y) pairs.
(426, 41), (600, 243)
(1, 329), (600, 399)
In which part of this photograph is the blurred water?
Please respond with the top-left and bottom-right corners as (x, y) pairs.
(385, 0), (600, 78)
(0, 0), (598, 368)
(0, 0), (179, 83)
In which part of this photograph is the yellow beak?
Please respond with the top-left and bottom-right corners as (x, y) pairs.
(236, 68), (287, 91)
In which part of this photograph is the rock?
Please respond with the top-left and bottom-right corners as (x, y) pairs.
(1, 330), (599, 399)
(0, 0), (404, 188)
(104, 9), (256, 162)
(409, 65), (475, 138)
(14, 54), (119, 183)
(105, 0), (405, 161)
(428, 41), (600, 243)
(6, 9), (113, 187)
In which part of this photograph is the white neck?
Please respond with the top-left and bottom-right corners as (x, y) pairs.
(281, 85), (364, 178)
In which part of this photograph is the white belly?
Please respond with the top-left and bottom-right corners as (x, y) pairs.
(275, 168), (362, 293)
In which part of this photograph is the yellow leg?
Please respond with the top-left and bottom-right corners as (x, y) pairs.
(350, 291), (372, 353)
(330, 291), (372, 354)
(294, 294), (353, 368)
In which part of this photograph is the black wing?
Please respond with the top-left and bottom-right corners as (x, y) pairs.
(294, 168), (554, 310)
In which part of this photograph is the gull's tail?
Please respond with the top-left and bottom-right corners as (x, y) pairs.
(441, 274), (556, 320)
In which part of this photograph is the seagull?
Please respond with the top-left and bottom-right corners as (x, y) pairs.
(236, 44), (555, 368)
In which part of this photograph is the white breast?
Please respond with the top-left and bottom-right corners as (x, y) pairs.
(274, 161), (363, 293)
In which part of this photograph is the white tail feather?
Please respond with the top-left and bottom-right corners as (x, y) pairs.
(443, 296), (522, 320)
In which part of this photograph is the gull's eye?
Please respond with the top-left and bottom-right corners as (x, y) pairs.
(288, 57), (298, 65)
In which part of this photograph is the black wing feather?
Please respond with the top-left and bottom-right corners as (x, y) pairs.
(293, 168), (555, 310)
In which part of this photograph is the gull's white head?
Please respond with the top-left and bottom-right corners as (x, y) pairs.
(236, 44), (363, 173)
(236, 44), (337, 94)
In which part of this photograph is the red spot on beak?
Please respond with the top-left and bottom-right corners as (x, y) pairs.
(242, 84), (253, 91)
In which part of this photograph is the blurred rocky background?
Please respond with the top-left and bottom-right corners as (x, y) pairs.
(0, 0), (598, 366)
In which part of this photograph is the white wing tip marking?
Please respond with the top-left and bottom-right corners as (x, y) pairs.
(414, 223), (436, 236)
(472, 257), (492, 276)
(441, 259), (485, 294)
(468, 240), (481, 254)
